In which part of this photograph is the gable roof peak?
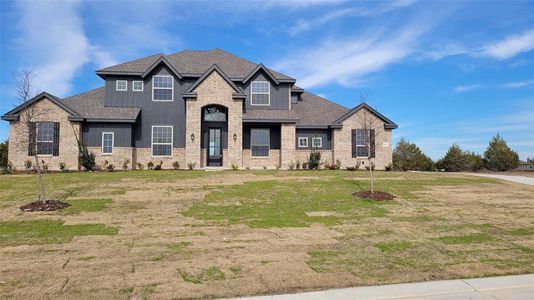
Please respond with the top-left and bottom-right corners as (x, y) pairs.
(185, 63), (244, 94)
(1, 91), (82, 121)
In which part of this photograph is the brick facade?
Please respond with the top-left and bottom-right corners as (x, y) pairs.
(280, 124), (296, 169)
(242, 149), (281, 169)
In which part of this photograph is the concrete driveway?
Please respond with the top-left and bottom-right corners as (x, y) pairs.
(460, 173), (534, 186)
(230, 274), (534, 300)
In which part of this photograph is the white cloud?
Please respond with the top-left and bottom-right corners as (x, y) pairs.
(453, 84), (482, 93)
(454, 79), (534, 92)
(482, 29), (534, 59)
(263, 0), (347, 9)
(499, 79), (534, 88)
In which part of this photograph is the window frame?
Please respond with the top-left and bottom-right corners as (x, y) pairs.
(101, 132), (114, 155)
(312, 137), (323, 148)
(297, 137), (308, 148)
(250, 81), (270, 106)
(116, 80), (127, 91)
(36, 122), (54, 156)
(354, 129), (369, 157)
(151, 125), (173, 157)
(250, 128), (270, 157)
(152, 75), (174, 102)
(132, 80), (144, 92)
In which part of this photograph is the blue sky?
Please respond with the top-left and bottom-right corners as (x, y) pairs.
(1, 0), (533, 160)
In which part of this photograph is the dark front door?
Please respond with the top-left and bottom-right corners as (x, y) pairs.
(208, 128), (222, 166)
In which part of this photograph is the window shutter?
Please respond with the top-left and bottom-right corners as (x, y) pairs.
(370, 129), (376, 158)
(53, 122), (60, 156)
(28, 122), (36, 156)
(351, 129), (356, 158)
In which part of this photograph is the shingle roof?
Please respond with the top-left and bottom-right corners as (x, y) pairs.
(97, 49), (294, 81)
(291, 92), (349, 127)
(243, 109), (299, 123)
(62, 88), (140, 121)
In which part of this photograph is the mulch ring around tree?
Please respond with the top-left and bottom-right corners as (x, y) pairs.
(20, 200), (71, 212)
(353, 191), (396, 201)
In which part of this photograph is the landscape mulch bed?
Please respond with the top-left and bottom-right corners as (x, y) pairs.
(20, 200), (71, 212)
(353, 191), (396, 201)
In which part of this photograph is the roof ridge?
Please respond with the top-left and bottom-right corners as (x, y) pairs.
(302, 91), (349, 110)
(62, 86), (105, 101)
(97, 53), (163, 72)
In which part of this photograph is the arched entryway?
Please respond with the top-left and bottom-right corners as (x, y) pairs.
(201, 105), (228, 167)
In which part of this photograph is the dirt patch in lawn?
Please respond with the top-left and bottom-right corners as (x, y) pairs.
(354, 191), (395, 201)
(19, 200), (70, 212)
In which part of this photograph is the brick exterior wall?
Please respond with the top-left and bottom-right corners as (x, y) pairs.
(186, 71), (243, 169)
(332, 108), (393, 170)
(87, 147), (134, 170)
(133, 148), (186, 169)
(7, 97), (81, 171)
(295, 150), (334, 168)
(280, 123), (296, 169)
(242, 149), (281, 169)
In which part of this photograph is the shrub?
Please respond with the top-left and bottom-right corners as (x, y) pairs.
(147, 161), (154, 170)
(365, 163), (375, 171)
(187, 162), (196, 170)
(154, 161), (163, 170)
(484, 134), (519, 171)
(0, 140), (8, 168)
(307, 150), (321, 169)
(296, 161), (301, 170)
(136, 162), (144, 170)
(231, 163), (239, 170)
(385, 163), (392, 171)
(59, 162), (68, 173)
(1, 161), (13, 175)
(302, 162), (308, 169)
(262, 166), (267, 170)
(464, 151), (484, 171)
(325, 159), (341, 170)
(24, 159), (32, 171)
(77, 140), (96, 171)
(392, 138), (434, 171)
(106, 164), (115, 172)
(346, 165), (359, 171)
(122, 159), (130, 170)
(172, 161), (180, 170)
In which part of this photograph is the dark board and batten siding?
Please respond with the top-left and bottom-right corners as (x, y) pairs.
(295, 129), (332, 150)
(240, 71), (290, 111)
(83, 123), (133, 147)
(242, 124), (281, 149)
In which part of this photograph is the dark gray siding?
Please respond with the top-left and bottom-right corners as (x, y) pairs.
(291, 94), (299, 104)
(82, 123), (133, 147)
(104, 65), (194, 148)
(242, 123), (281, 149)
(241, 71), (290, 111)
(295, 129), (331, 150)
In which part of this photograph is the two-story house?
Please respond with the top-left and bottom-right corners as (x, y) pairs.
(2, 49), (397, 170)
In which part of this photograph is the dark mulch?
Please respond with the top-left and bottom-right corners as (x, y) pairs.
(353, 191), (396, 201)
(20, 200), (71, 212)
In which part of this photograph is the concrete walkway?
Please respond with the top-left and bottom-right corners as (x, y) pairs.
(230, 274), (534, 300)
(460, 173), (534, 186)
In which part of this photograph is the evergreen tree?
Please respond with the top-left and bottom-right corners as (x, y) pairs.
(484, 134), (519, 171)
(392, 138), (434, 171)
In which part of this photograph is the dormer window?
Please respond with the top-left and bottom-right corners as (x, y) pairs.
(116, 80), (127, 91)
(251, 81), (270, 106)
(152, 75), (173, 101)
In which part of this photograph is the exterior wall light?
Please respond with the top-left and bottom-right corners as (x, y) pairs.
(190, 133), (195, 141)
(233, 133), (238, 142)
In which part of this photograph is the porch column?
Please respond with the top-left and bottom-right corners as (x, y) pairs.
(280, 123), (296, 169)
(227, 102), (243, 168)
(185, 99), (201, 169)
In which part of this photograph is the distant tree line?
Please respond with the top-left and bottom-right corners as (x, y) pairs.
(393, 134), (519, 172)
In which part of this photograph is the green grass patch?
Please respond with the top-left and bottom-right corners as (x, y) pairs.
(178, 266), (225, 284)
(150, 255), (164, 261)
(78, 256), (96, 261)
(167, 241), (191, 253)
(507, 228), (534, 236)
(119, 287), (134, 294)
(59, 199), (113, 215)
(437, 234), (494, 245)
(229, 266), (243, 275)
(0, 220), (118, 247)
(374, 241), (413, 252)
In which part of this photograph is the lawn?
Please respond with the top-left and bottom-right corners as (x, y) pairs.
(0, 170), (533, 299)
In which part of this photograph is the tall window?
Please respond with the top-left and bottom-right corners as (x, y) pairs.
(250, 81), (270, 105)
(352, 129), (375, 157)
(152, 126), (173, 156)
(102, 132), (114, 155)
(116, 80), (127, 91)
(133, 80), (143, 91)
(36, 122), (54, 155)
(312, 137), (322, 148)
(152, 75), (173, 101)
(251, 128), (269, 157)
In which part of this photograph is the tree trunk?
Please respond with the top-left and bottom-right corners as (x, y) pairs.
(33, 155), (46, 202)
(369, 158), (374, 194)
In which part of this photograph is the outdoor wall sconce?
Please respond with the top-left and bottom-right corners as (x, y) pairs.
(190, 133), (195, 141)
(233, 133), (238, 142)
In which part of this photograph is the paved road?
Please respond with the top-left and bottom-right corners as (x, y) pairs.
(229, 274), (534, 300)
(460, 173), (534, 186)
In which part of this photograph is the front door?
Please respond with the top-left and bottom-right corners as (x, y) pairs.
(208, 128), (222, 166)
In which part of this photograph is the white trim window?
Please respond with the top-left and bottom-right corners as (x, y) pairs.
(250, 81), (270, 106)
(312, 137), (322, 148)
(152, 126), (173, 157)
(132, 80), (144, 92)
(251, 128), (270, 157)
(152, 75), (173, 101)
(116, 80), (127, 91)
(36, 122), (54, 155)
(102, 132), (114, 155)
(298, 137), (308, 148)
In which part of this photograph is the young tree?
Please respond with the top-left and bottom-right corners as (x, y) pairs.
(13, 70), (48, 201)
(484, 134), (519, 171)
(356, 98), (383, 193)
(392, 138), (434, 171)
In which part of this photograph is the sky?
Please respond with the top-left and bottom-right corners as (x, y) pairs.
(0, 0), (533, 160)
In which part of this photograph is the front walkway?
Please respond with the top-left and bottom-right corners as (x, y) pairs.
(460, 173), (534, 186)
(230, 274), (534, 300)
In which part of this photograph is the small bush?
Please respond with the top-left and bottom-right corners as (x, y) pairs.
(365, 163), (375, 171)
(59, 162), (68, 173)
(302, 162), (308, 169)
(122, 159), (130, 170)
(325, 159), (341, 170)
(187, 162), (195, 170)
(1, 161), (13, 175)
(24, 159), (32, 171)
(246, 166), (250, 170)
(262, 166), (267, 170)
(385, 163), (392, 171)
(231, 163), (239, 170)
(172, 161), (180, 170)
(307, 151), (321, 170)
(296, 161), (301, 170)
(106, 164), (115, 172)
(346, 165), (359, 171)
(41, 160), (48, 173)
(147, 161), (154, 170)
(78, 144), (96, 171)
(154, 161), (162, 170)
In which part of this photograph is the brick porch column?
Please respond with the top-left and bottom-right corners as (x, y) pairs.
(280, 123), (296, 169)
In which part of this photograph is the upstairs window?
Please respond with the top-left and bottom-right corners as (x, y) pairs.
(116, 80), (127, 91)
(203, 105), (226, 122)
(152, 126), (173, 156)
(298, 137), (308, 148)
(152, 75), (173, 101)
(312, 137), (322, 148)
(102, 132), (114, 155)
(133, 80), (143, 92)
(36, 122), (54, 155)
(251, 128), (270, 157)
(251, 81), (270, 106)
